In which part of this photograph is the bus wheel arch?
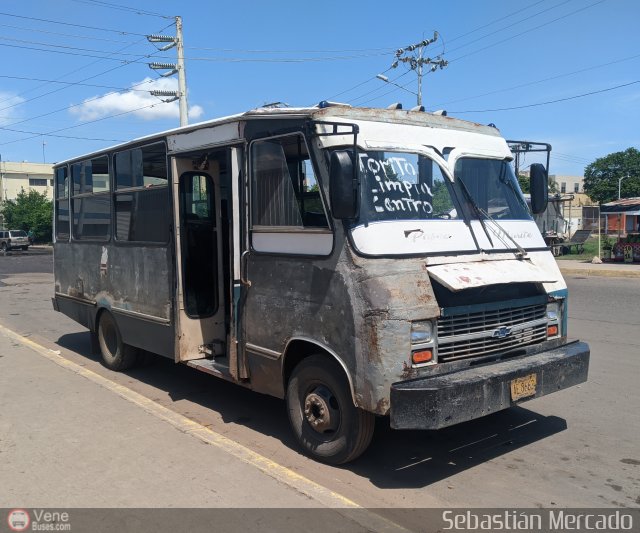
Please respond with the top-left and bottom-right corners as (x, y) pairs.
(282, 339), (357, 405)
(283, 343), (374, 464)
(96, 308), (137, 371)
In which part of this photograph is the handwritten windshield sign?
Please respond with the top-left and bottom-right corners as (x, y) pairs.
(359, 153), (435, 215)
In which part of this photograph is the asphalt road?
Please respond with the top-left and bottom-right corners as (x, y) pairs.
(0, 250), (638, 518)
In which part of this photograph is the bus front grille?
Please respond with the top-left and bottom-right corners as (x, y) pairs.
(437, 303), (548, 362)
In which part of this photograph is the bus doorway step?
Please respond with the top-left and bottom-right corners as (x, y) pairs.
(186, 357), (234, 381)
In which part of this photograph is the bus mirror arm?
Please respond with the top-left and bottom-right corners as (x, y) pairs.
(240, 250), (252, 287)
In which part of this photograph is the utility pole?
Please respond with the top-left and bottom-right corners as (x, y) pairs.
(382, 32), (448, 107)
(175, 16), (188, 126)
(618, 174), (628, 200)
(147, 15), (189, 127)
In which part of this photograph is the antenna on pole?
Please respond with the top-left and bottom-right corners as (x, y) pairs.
(146, 15), (189, 127)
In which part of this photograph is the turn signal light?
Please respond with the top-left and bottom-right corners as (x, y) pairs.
(412, 350), (433, 364)
(547, 325), (559, 337)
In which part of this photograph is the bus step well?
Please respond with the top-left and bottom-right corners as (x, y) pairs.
(186, 357), (234, 381)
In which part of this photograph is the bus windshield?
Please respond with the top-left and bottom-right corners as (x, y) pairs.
(353, 151), (531, 225)
(356, 151), (460, 224)
(454, 157), (531, 221)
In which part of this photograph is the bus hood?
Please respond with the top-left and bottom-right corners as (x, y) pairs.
(426, 258), (558, 291)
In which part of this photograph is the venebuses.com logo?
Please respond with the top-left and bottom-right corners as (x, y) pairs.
(7, 509), (30, 532)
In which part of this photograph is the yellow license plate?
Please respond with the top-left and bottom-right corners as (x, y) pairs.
(510, 373), (537, 401)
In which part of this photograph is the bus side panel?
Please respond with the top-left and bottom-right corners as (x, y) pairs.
(243, 244), (357, 400)
(53, 241), (175, 359)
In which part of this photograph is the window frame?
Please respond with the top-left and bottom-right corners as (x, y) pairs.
(248, 132), (334, 257)
(249, 132), (331, 232)
(54, 165), (70, 242)
(112, 141), (171, 247)
(70, 155), (112, 243)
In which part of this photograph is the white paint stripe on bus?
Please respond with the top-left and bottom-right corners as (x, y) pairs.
(0, 322), (408, 532)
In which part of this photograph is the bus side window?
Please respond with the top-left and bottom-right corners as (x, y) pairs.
(114, 142), (169, 244)
(251, 134), (329, 230)
(55, 166), (70, 241)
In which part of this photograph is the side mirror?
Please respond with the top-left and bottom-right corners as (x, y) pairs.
(529, 163), (548, 214)
(329, 150), (359, 219)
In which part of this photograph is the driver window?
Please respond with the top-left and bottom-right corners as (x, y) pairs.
(251, 134), (329, 229)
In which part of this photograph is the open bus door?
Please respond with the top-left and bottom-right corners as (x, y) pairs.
(171, 156), (228, 364)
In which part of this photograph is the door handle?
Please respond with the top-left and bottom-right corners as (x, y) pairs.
(240, 250), (252, 287)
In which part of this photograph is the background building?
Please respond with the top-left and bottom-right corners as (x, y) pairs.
(0, 161), (54, 201)
(548, 175), (595, 234)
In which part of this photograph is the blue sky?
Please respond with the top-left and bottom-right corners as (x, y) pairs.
(0, 0), (638, 176)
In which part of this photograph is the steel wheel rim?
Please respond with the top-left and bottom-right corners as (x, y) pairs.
(303, 384), (340, 435)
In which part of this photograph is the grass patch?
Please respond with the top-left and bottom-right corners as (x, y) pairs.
(555, 237), (601, 261)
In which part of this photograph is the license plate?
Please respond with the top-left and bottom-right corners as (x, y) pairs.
(510, 373), (537, 401)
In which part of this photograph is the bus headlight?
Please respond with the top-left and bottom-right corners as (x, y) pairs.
(546, 302), (560, 321)
(411, 321), (434, 344)
(546, 301), (561, 338)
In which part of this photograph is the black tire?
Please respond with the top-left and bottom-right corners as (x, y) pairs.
(1, 242), (7, 252)
(22, 246), (28, 251)
(136, 350), (156, 367)
(286, 355), (375, 465)
(97, 311), (137, 371)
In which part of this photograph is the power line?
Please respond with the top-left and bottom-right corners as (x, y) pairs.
(322, 0), (558, 108)
(0, 41), (154, 63)
(449, 80), (640, 114)
(0, 38), (392, 63)
(0, 101), (169, 147)
(449, 0), (605, 63)
(0, 74), (152, 92)
(553, 152), (591, 163)
(446, 0), (549, 45)
(0, 20), (174, 107)
(0, 125), (124, 143)
(431, 51), (640, 108)
(2, 79), (156, 129)
(0, 22), (140, 44)
(184, 45), (397, 53)
(69, 0), (172, 19)
(446, 0), (573, 56)
(0, 11), (149, 36)
(349, 70), (413, 106)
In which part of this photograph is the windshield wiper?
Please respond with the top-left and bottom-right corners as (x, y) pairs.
(456, 177), (527, 259)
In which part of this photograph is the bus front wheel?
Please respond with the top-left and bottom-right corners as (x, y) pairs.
(286, 355), (374, 465)
(97, 311), (137, 371)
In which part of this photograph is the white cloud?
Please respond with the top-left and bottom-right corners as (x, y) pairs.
(69, 77), (204, 122)
(0, 91), (26, 126)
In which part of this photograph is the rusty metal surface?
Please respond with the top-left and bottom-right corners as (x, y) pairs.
(54, 241), (174, 337)
(427, 259), (558, 291)
(243, 225), (441, 414)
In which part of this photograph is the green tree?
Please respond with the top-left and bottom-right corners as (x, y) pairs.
(1, 189), (53, 243)
(583, 147), (640, 204)
(517, 174), (530, 193)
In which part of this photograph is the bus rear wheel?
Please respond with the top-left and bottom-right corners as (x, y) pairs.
(286, 355), (374, 465)
(97, 311), (137, 371)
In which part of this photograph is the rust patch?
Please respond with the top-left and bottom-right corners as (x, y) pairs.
(375, 396), (390, 415)
(401, 361), (418, 380)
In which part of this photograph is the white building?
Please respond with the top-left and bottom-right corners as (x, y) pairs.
(0, 161), (54, 201)
(551, 174), (585, 195)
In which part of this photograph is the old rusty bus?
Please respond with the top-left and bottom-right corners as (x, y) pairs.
(52, 103), (589, 464)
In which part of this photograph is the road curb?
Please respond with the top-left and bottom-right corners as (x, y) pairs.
(557, 266), (640, 278)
